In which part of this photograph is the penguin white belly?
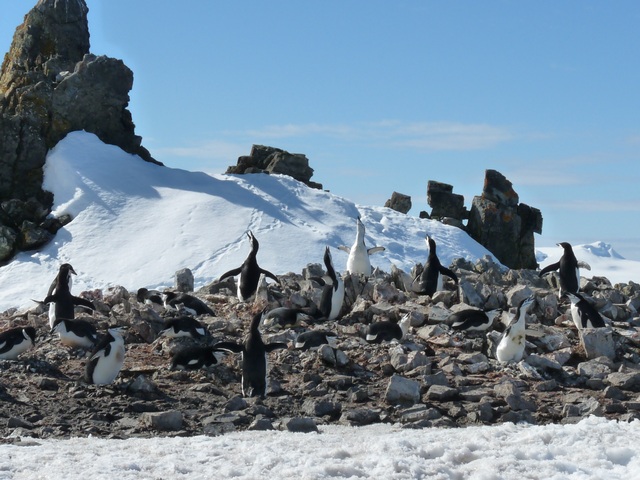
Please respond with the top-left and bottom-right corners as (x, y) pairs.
(347, 246), (371, 276)
(570, 304), (582, 330)
(0, 340), (32, 360)
(574, 268), (580, 291)
(496, 331), (525, 363)
(58, 329), (94, 348)
(436, 272), (443, 293)
(329, 280), (345, 320)
(48, 303), (57, 329)
(92, 344), (125, 385)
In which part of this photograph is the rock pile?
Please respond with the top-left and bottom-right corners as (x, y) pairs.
(1, 258), (640, 441)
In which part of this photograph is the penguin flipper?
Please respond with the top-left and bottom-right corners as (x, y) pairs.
(367, 246), (385, 255)
(337, 246), (351, 253)
(43, 294), (59, 304)
(259, 269), (281, 285)
(73, 296), (95, 311)
(539, 262), (560, 277)
(439, 266), (459, 284)
(265, 342), (288, 353)
(577, 261), (591, 271)
(212, 341), (243, 354)
(219, 267), (242, 282)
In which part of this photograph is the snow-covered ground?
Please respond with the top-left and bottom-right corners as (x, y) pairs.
(2, 131), (640, 479)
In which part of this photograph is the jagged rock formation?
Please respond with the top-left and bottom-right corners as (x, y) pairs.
(467, 170), (543, 270)
(0, 0), (156, 262)
(426, 171), (542, 270)
(384, 192), (412, 214)
(226, 145), (322, 189)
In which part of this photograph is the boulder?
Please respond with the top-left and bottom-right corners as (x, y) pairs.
(427, 181), (468, 220)
(384, 192), (412, 214)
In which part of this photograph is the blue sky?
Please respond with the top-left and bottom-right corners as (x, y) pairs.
(2, 1), (639, 260)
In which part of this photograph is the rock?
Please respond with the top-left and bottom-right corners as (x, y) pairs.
(283, 417), (318, 433)
(579, 328), (616, 360)
(141, 411), (183, 431)
(426, 385), (458, 401)
(384, 374), (421, 405)
(302, 399), (342, 418)
(384, 192), (412, 214)
(175, 268), (194, 292)
(427, 181), (467, 220)
(248, 418), (274, 431)
(339, 409), (381, 426)
(607, 372), (640, 391)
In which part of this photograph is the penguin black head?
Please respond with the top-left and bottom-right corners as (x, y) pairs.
(426, 235), (437, 254)
(557, 242), (573, 252)
(59, 263), (77, 277)
(247, 231), (259, 251)
(250, 306), (268, 332)
(23, 327), (36, 343)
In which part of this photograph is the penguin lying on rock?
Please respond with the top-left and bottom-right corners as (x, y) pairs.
(0, 327), (36, 360)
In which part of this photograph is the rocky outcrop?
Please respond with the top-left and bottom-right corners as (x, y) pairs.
(0, 0), (156, 262)
(384, 192), (412, 214)
(467, 170), (542, 269)
(2, 258), (640, 439)
(226, 145), (322, 189)
(427, 181), (468, 221)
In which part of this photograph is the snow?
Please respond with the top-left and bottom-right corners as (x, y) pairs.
(2, 417), (640, 479)
(2, 131), (640, 478)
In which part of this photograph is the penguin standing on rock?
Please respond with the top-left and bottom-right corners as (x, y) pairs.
(84, 327), (126, 385)
(214, 308), (288, 398)
(565, 292), (606, 329)
(411, 235), (458, 296)
(539, 242), (591, 296)
(317, 246), (345, 321)
(496, 296), (535, 363)
(218, 231), (281, 302)
(0, 327), (36, 360)
(339, 216), (385, 276)
(365, 313), (412, 343)
(449, 309), (502, 332)
(43, 264), (95, 329)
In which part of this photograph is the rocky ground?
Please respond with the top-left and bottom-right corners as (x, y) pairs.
(2, 257), (640, 442)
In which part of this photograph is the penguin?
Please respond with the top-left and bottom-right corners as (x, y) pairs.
(411, 235), (458, 296)
(214, 308), (288, 397)
(365, 313), (411, 343)
(0, 327), (36, 360)
(496, 296), (535, 363)
(294, 330), (338, 350)
(449, 308), (502, 332)
(262, 307), (311, 330)
(565, 292), (606, 329)
(318, 246), (345, 321)
(43, 264), (95, 329)
(84, 327), (126, 385)
(218, 231), (281, 302)
(162, 291), (215, 316)
(539, 242), (591, 296)
(170, 345), (227, 371)
(51, 318), (99, 349)
(136, 288), (164, 309)
(159, 316), (208, 339)
(338, 216), (385, 276)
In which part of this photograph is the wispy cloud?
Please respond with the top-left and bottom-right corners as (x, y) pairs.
(228, 120), (514, 151)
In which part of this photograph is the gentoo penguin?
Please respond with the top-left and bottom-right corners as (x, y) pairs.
(214, 308), (288, 397)
(318, 246), (345, 321)
(170, 345), (227, 371)
(496, 296), (535, 363)
(0, 327), (36, 360)
(449, 309), (502, 332)
(137, 288), (164, 309)
(365, 313), (411, 343)
(411, 235), (459, 296)
(262, 307), (311, 330)
(162, 291), (215, 316)
(51, 318), (99, 349)
(539, 242), (590, 296)
(218, 231), (281, 302)
(294, 330), (338, 350)
(159, 316), (208, 339)
(43, 264), (95, 328)
(565, 292), (606, 329)
(84, 327), (126, 385)
(338, 216), (385, 276)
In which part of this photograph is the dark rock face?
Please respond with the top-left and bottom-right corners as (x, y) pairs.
(0, 0), (156, 262)
(227, 145), (322, 189)
(384, 192), (412, 214)
(427, 181), (468, 220)
(467, 170), (542, 270)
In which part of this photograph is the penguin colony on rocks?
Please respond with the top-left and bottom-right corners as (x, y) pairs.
(0, 221), (620, 410)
